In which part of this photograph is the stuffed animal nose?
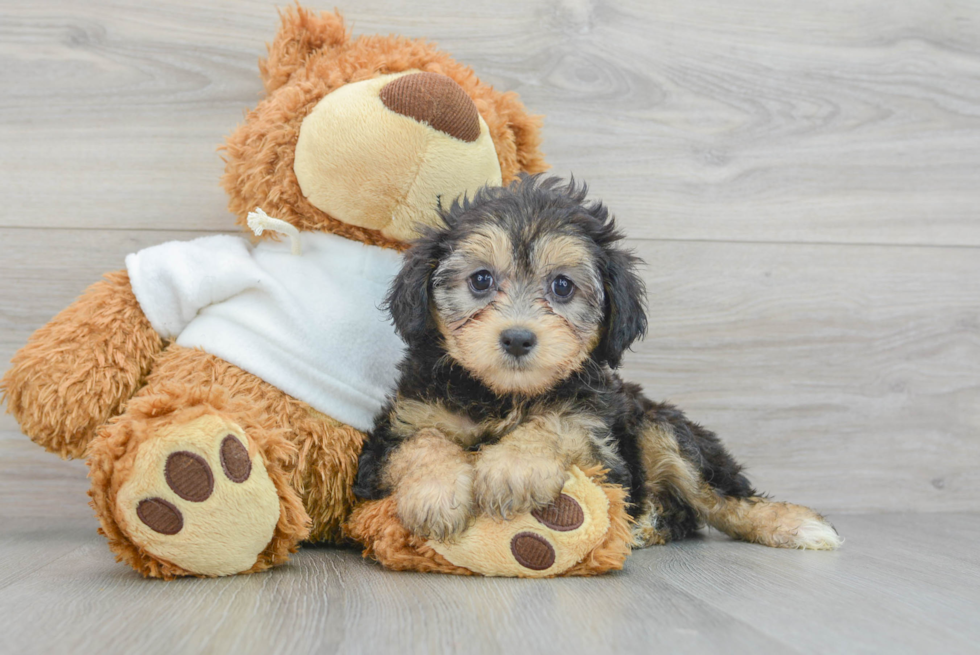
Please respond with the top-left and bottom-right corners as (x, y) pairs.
(379, 72), (481, 142)
(500, 328), (537, 359)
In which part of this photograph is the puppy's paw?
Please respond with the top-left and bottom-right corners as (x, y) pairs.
(725, 499), (844, 551)
(774, 506), (843, 550)
(395, 471), (475, 541)
(474, 446), (567, 519)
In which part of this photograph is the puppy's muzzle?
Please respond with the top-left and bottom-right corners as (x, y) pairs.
(499, 328), (537, 359)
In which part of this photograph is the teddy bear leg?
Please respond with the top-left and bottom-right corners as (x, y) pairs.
(87, 347), (310, 579)
(346, 466), (633, 577)
(429, 466), (633, 577)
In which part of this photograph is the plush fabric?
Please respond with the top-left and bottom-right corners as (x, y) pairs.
(126, 231), (404, 433)
(222, 6), (547, 250)
(0, 270), (162, 459)
(428, 466), (613, 577)
(87, 379), (311, 580)
(345, 466), (634, 577)
(2, 5), (633, 579)
(113, 413), (282, 576)
(293, 71), (503, 242)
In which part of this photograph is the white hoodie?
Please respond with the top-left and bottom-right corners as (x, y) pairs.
(125, 230), (405, 433)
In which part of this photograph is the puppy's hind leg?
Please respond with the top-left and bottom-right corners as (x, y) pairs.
(637, 404), (842, 551)
(701, 495), (842, 550)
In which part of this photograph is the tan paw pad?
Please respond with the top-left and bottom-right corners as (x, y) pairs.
(115, 415), (281, 576)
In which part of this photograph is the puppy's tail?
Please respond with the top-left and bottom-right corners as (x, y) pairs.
(700, 494), (843, 550)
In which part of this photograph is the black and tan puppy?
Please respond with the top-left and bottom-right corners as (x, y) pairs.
(355, 175), (841, 551)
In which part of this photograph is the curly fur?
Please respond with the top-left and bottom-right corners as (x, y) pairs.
(222, 5), (548, 251)
(356, 175), (842, 552)
(3, 5), (556, 578)
(345, 465), (632, 577)
(0, 270), (162, 459)
(85, 343), (375, 578)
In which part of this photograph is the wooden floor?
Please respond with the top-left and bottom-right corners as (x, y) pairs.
(2, 0), (979, 653)
(1, 430), (978, 655)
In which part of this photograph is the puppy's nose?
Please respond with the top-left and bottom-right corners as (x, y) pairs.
(500, 328), (537, 359)
(379, 72), (481, 142)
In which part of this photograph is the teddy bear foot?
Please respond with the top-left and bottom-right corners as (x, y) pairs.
(428, 466), (617, 577)
(346, 465), (633, 577)
(110, 413), (284, 577)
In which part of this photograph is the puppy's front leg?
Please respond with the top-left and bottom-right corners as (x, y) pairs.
(386, 428), (475, 541)
(474, 420), (569, 519)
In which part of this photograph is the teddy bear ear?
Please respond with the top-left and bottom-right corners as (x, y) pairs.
(471, 86), (549, 183)
(258, 5), (350, 95)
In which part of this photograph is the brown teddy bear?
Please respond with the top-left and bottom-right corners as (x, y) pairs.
(1, 6), (631, 579)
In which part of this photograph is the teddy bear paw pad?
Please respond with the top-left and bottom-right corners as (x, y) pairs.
(509, 494), (586, 569)
(510, 532), (556, 570)
(429, 466), (611, 577)
(115, 415), (281, 576)
(531, 493), (585, 531)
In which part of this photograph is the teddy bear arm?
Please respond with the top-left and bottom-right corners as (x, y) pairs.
(1, 269), (163, 459)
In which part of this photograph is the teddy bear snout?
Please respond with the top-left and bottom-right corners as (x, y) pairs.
(379, 72), (480, 143)
(292, 71), (502, 242)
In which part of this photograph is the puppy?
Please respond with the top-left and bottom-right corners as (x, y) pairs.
(355, 175), (841, 551)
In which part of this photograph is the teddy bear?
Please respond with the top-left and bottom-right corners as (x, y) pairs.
(1, 6), (632, 579)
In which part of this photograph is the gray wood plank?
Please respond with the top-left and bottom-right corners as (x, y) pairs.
(2, 1), (979, 651)
(4, 420), (977, 655)
(0, 228), (233, 365)
(0, 430), (94, 591)
(0, 438), (785, 655)
(857, 512), (980, 565)
(1, 0), (979, 245)
(0, 541), (791, 655)
(642, 514), (980, 655)
(620, 239), (980, 513)
(0, 504), (977, 654)
(0, 430), (90, 517)
(0, 517), (92, 591)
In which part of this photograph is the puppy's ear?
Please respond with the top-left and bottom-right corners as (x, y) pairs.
(595, 247), (648, 368)
(384, 232), (445, 348)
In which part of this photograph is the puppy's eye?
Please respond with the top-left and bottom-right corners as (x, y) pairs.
(551, 275), (575, 300)
(468, 270), (495, 294)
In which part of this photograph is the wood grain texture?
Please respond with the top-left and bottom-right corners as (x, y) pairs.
(0, 434), (977, 655)
(1, 3), (980, 648)
(3, 227), (977, 512)
(2, 1), (980, 244)
(620, 239), (980, 513)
